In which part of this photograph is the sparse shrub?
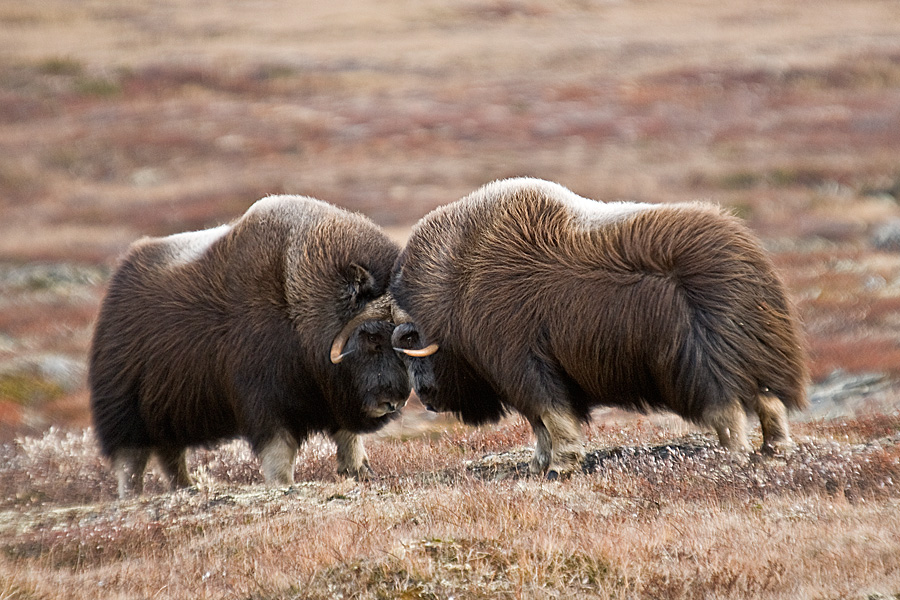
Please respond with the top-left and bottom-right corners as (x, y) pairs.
(807, 413), (900, 442)
(464, 1), (550, 21)
(0, 161), (44, 202)
(712, 167), (842, 192)
(73, 76), (120, 98)
(862, 173), (900, 201)
(36, 57), (82, 77)
(719, 171), (762, 190)
(0, 428), (113, 507)
(190, 439), (264, 487)
(0, 373), (64, 407)
(305, 539), (625, 599)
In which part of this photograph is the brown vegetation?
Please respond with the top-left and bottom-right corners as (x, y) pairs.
(1, 414), (899, 599)
(1, 0), (900, 597)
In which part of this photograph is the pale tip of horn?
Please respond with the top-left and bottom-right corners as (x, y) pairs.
(393, 343), (439, 358)
(330, 348), (354, 364)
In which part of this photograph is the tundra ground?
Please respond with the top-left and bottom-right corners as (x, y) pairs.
(1, 0), (900, 598)
(1, 413), (899, 599)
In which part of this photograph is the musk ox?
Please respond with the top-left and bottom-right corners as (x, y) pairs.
(391, 178), (808, 478)
(90, 195), (411, 498)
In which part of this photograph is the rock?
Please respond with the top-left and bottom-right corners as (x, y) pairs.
(870, 219), (900, 252)
(806, 370), (894, 419)
(809, 370), (890, 405)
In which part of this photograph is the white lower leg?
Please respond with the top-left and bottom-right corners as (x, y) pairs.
(113, 448), (151, 499)
(258, 431), (298, 486)
(542, 409), (585, 477)
(528, 417), (552, 475)
(708, 402), (751, 451)
(758, 393), (792, 451)
(155, 447), (193, 489)
(331, 430), (371, 479)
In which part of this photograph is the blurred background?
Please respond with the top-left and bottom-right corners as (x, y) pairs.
(1, 0), (900, 441)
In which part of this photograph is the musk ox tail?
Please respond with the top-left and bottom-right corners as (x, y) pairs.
(615, 205), (809, 421)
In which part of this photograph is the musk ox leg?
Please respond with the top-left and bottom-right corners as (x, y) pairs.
(541, 409), (585, 479)
(331, 429), (373, 481)
(757, 393), (792, 453)
(155, 447), (193, 490)
(112, 447), (151, 499)
(707, 402), (751, 452)
(257, 430), (298, 486)
(527, 416), (552, 475)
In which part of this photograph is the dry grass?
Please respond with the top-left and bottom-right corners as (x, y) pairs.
(0, 415), (899, 599)
(2, 1), (900, 596)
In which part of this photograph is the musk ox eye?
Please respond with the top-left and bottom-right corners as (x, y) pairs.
(363, 331), (382, 347)
(391, 325), (419, 349)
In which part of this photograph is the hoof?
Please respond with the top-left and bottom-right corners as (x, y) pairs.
(761, 439), (795, 457)
(529, 458), (549, 476)
(545, 465), (577, 481)
(546, 469), (575, 481)
(340, 462), (375, 482)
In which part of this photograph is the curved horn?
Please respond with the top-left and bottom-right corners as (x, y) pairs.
(391, 303), (413, 325)
(329, 294), (394, 364)
(389, 307), (438, 357)
(394, 343), (440, 358)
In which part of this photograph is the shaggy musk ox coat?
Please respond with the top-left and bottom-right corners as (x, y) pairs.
(391, 178), (809, 478)
(90, 195), (410, 498)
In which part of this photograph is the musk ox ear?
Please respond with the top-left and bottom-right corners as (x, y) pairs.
(346, 263), (377, 310)
(330, 294), (395, 364)
(391, 322), (440, 357)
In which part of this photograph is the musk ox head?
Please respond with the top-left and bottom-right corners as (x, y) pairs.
(328, 293), (411, 428)
(391, 321), (506, 426)
(337, 319), (410, 419)
(391, 321), (438, 404)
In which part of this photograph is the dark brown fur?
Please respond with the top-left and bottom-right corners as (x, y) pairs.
(90, 195), (410, 497)
(391, 178), (809, 477)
